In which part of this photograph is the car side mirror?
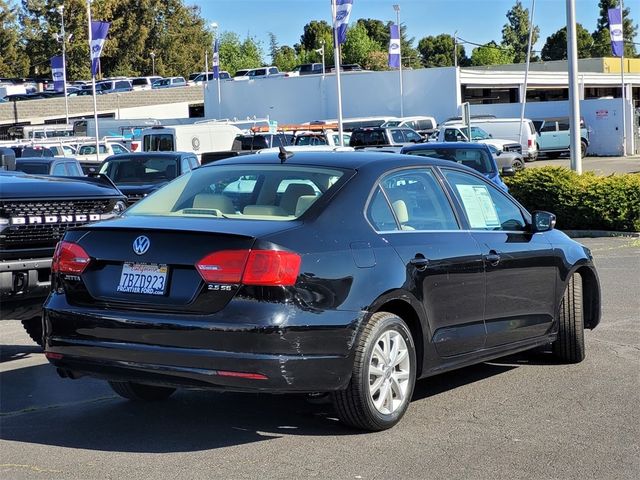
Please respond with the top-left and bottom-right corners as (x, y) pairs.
(531, 211), (556, 233)
(495, 150), (502, 156)
(489, 133), (493, 138)
(501, 166), (515, 177)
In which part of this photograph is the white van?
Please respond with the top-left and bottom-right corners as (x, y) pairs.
(141, 124), (243, 160)
(469, 118), (538, 161)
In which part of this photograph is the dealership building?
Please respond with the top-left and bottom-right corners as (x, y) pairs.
(204, 57), (640, 156)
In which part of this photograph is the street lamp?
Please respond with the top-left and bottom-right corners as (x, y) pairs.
(150, 51), (156, 76)
(211, 22), (221, 118)
(393, 4), (404, 117)
(57, 4), (69, 124)
(317, 39), (325, 76)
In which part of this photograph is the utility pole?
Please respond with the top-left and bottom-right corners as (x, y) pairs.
(454, 30), (458, 68)
(566, 0), (582, 173)
(150, 51), (155, 76)
(393, 4), (404, 117)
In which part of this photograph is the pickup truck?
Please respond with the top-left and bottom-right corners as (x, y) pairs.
(435, 124), (523, 155)
(533, 117), (590, 158)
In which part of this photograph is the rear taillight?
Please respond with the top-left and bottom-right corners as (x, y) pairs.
(196, 250), (250, 283)
(528, 138), (533, 147)
(52, 241), (91, 274)
(196, 249), (301, 286)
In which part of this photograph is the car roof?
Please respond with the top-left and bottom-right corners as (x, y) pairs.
(403, 142), (489, 152)
(103, 152), (193, 161)
(205, 150), (477, 172)
(16, 156), (78, 163)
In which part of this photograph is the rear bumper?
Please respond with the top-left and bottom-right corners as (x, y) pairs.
(43, 293), (362, 393)
(524, 151), (538, 161)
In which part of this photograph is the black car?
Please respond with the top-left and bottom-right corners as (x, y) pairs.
(1, 169), (126, 343)
(15, 157), (84, 176)
(43, 151), (600, 431)
(350, 127), (423, 148)
(99, 152), (199, 205)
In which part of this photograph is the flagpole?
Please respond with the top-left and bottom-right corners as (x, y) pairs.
(58, 5), (69, 125)
(620, 0), (626, 156)
(86, 0), (100, 163)
(393, 5), (403, 118)
(566, 0), (581, 173)
(331, 0), (345, 147)
(518, 0), (535, 151)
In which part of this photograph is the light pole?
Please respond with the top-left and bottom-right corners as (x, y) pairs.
(453, 30), (458, 68)
(393, 4), (404, 117)
(211, 22), (221, 118)
(317, 40), (325, 76)
(57, 4), (69, 124)
(566, 0), (582, 173)
(150, 51), (155, 76)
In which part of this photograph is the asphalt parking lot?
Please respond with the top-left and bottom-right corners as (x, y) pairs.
(1, 236), (638, 480)
(529, 154), (640, 175)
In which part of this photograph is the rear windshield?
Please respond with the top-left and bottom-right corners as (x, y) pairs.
(16, 163), (49, 174)
(405, 148), (496, 174)
(132, 78), (149, 86)
(100, 157), (179, 183)
(126, 164), (347, 221)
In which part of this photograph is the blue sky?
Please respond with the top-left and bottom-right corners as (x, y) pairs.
(189, 0), (637, 57)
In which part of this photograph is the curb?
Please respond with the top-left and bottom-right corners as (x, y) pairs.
(564, 230), (640, 238)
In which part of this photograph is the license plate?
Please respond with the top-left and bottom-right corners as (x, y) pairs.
(117, 263), (168, 295)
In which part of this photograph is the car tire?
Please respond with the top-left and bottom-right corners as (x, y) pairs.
(512, 159), (525, 171)
(21, 317), (43, 347)
(580, 140), (588, 158)
(109, 381), (176, 401)
(552, 273), (585, 363)
(332, 311), (416, 431)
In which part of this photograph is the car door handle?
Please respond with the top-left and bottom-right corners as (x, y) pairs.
(410, 256), (430, 270)
(484, 251), (501, 266)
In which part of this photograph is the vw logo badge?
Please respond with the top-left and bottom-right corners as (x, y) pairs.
(132, 235), (150, 255)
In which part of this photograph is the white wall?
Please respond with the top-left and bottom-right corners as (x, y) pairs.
(469, 98), (634, 156)
(205, 67), (460, 125)
(120, 102), (192, 119)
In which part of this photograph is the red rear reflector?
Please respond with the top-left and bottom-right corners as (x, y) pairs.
(52, 241), (91, 274)
(130, 142), (139, 151)
(243, 250), (301, 286)
(217, 370), (268, 380)
(45, 352), (63, 360)
(195, 249), (301, 286)
(528, 139), (533, 147)
(196, 250), (250, 283)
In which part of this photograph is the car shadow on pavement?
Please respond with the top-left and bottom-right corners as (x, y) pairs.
(1, 357), (529, 453)
(0, 344), (42, 362)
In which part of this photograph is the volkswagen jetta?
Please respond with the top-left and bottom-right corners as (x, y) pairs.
(43, 151), (600, 431)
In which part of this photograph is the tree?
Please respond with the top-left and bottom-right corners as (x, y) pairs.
(268, 32), (279, 65)
(417, 34), (467, 67)
(218, 32), (263, 75)
(298, 20), (334, 66)
(362, 50), (389, 71)
(0, 0), (29, 76)
(501, 1), (539, 63)
(470, 41), (515, 66)
(19, 0), (216, 80)
(341, 23), (379, 67)
(591, 0), (638, 57)
(541, 24), (593, 60)
(273, 46), (299, 72)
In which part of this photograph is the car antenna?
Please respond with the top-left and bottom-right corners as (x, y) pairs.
(278, 146), (294, 163)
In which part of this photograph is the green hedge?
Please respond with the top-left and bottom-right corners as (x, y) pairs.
(504, 167), (640, 232)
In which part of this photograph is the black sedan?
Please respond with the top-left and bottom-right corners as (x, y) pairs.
(99, 152), (199, 205)
(43, 151), (600, 431)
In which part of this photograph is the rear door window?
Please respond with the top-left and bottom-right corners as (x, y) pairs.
(557, 120), (570, 131)
(52, 162), (66, 176)
(375, 168), (459, 231)
(391, 130), (405, 143)
(65, 162), (82, 176)
(443, 169), (526, 231)
(541, 121), (557, 133)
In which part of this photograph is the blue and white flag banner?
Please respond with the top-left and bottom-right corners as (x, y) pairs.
(212, 39), (220, 80)
(389, 24), (401, 68)
(608, 8), (624, 57)
(90, 21), (110, 76)
(334, 0), (353, 45)
(50, 55), (65, 92)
